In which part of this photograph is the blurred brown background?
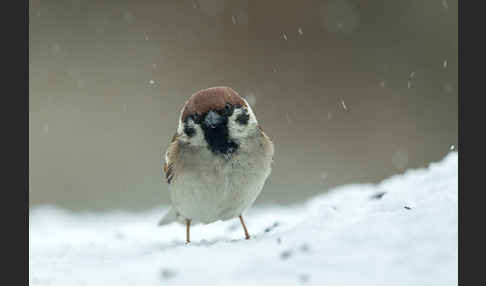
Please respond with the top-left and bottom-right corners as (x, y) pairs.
(29, 0), (458, 211)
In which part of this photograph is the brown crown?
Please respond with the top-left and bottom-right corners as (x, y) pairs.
(181, 86), (247, 121)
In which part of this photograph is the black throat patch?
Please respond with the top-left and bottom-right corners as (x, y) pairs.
(187, 104), (240, 156)
(201, 119), (239, 155)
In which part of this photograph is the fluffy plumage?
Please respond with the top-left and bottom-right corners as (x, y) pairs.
(159, 87), (274, 235)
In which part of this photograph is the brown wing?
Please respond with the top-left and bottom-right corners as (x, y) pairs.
(163, 162), (174, 184)
(162, 133), (180, 185)
(257, 125), (275, 159)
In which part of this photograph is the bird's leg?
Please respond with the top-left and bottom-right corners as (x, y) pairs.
(239, 215), (250, 240)
(186, 219), (191, 244)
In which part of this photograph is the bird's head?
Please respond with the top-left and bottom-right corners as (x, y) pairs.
(176, 86), (259, 155)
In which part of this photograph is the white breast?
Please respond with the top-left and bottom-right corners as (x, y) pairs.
(169, 135), (272, 224)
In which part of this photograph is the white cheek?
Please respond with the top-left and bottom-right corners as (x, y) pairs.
(177, 119), (207, 147)
(189, 125), (207, 146)
(228, 107), (258, 139)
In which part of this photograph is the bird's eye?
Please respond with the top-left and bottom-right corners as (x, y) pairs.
(183, 118), (197, 137)
(221, 103), (234, 117)
(235, 111), (249, 125)
(192, 114), (201, 124)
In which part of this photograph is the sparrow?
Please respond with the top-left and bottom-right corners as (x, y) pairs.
(158, 86), (274, 243)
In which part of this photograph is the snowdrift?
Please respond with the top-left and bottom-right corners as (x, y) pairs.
(29, 152), (458, 286)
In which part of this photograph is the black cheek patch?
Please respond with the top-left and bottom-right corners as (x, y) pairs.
(235, 113), (250, 125)
(183, 125), (196, 137)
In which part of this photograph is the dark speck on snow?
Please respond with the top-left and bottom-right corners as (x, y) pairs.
(280, 250), (292, 260)
(160, 268), (177, 280)
(299, 274), (310, 283)
(264, 222), (280, 233)
(370, 192), (387, 200)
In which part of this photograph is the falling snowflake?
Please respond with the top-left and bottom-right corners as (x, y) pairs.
(298, 28), (303, 35)
(407, 80), (412, 89)
(231, 16), (237, 24)
(380, 80), (386, 88)
(282, 33), (288, 40)
(340, 99), (348, 111)
(123, 11), (135, 24)
(450, 145), (456, 151)
(327, 112), (332, 119)
(285, 113), (292, 123)
(320, 172), (328, 180)
(149, 80), (155, 85)
(272, 67), (277, 73)
(443, 60), (448, 68)
(392, 150), (409, 170)
(409, 72), (415, 78)
(145, 35), (149, 41)
(442, 0), (449, 9)
(443, 83), (454, 94)
(52, 43), (61, 54)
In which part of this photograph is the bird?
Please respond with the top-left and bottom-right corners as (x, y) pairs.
(158, 86), (274, 243)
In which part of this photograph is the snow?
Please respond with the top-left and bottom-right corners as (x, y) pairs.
(340, 99), (348, 111)
(29, 152), (458, 286)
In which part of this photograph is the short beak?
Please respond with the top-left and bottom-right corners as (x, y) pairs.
(203, 110), (223, 129)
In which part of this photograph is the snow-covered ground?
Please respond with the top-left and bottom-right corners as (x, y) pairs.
(29, 152), (458, 286)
